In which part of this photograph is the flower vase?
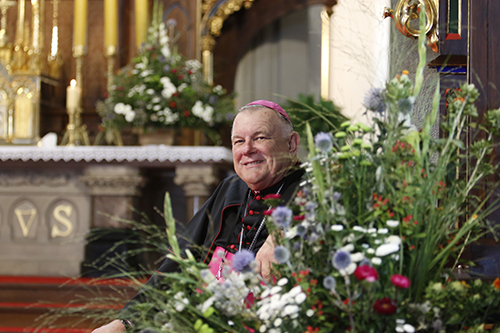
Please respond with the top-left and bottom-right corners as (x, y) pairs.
(137, 128), (175, 146)
(176, 128), (204, 146)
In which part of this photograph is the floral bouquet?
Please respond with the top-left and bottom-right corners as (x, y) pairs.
(91, 10), (500, 333)
(96, 8), (234, 144)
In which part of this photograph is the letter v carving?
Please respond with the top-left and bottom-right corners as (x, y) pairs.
(14, 208), (37, 237)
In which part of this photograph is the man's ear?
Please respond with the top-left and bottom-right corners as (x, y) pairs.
(288, 131), (300, 155)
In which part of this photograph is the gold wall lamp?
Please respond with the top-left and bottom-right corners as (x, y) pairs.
(384, 0), (439, 53)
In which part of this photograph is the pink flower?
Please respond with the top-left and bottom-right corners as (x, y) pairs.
(354, 265), (379, 282)
(390, 274), (411, 288)
(373, 297), (396, 315)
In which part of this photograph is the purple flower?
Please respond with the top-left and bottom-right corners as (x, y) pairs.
(332, 192), (341, 201)
(323, 276), (336, 291)
(314, 132), (333, 153)
(232, 249), (255, 273)
(364, 87), (386, 113)
(274, 246), (290, 264)
(332, 250), (352, 270)
(271, 206), (293, 228)
(296, 224), (307, 238)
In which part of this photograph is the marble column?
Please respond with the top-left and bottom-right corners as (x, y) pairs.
(174, 165), (221, 221)
(80, 165), (145, 228)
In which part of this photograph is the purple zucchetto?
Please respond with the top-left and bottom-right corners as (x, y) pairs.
(245, 100), (292, 124)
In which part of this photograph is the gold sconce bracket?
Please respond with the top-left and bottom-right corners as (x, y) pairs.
(384, 0), (439, 53)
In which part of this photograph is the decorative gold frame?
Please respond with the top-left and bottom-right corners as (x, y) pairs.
(384, 0), (440, 53)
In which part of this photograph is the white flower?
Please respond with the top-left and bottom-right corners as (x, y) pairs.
(371, 257), (382, 265)
(270, 286), (282, 295)
(386, 235), (402, 245)
(259, 325), (267, 332)
(306, 309), (314, 317)
(403, 324), (415, 333)
(378, 228), (389, 234)
(353, 226), (367, 233)
(396, 326), (405, 333)
(367, 248), (375, 254)
(161, 45), (171, 58)
(141, 70), (153, 78)
(387, 220), (400, 228)
(367, 228), (377, 234)
(191, 100), (214, 123)
(340, 244), (354, 252)
(178, 83), (188, 92)
(295, 292), (306, 304)
(350, 252), (365, 262)
(124, 111), (135, 122)
(375, 243), (399, 257)
(274, 318), (283, 327)
(331, 224), (344, 231)
(186, 59), (202, 72)
(288, 285), (302, 298)
(340, 262), (357, 276)
(277, 278), (288, 286)
(283, 304), (299, 316)
(114, 103), (129, 114)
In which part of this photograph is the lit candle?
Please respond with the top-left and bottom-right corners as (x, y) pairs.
(73, 0), (88, 51)
(135, 0), (148, 48)
(104, 0), (118, 53)
(66, 79), (81, 109)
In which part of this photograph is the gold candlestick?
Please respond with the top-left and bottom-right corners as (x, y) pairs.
(105, 45), (116, 91)
(61, 105), (90, 146)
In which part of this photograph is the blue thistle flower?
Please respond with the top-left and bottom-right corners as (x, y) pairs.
(332, 192), (341, 201)
(314, 132), (333, 153)
(364, 87), (386, 113)
(274, 246), (290, 264)
(323, 276), (336, 291)
(271, 206), (293, 228)
(296, 224), (307, 238)
(332, 250), (352, 270)
(398, 96), (415, 114)
(232, 249), (255, 273)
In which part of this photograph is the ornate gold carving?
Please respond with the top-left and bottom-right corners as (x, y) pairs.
(0, 0), (16, 48)
(15, 207), (37, 238)
(51, 204), (74, 238)
(384, 0), (439, 53)
(201, 0), (254, 37)
(13, 87), (34, 139)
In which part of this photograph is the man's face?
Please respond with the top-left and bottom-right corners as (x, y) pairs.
(232, 108), (296, 191)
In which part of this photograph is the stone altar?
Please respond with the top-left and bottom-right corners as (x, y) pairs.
(0, 145), (233, 276)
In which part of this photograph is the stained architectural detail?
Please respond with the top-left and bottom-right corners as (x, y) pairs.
(384, 0), (440, 52)
(0, 171), (69, 187)
(80, 166), (145, 197)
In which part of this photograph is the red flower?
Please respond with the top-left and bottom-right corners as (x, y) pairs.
(390, 274), (411, 288)
(354, 265), (379, 282)
(169, 101), (176, 108)
(263, 193), (281, 200)
(263, 209), (275, 216)
(373, 297), (396, 315)
(293, 215), (305, 221)
(178, 75), (184, 79)
(493, 278), (500, 290)
(183, 110), (190, 117)
(171, 68), (177, 73)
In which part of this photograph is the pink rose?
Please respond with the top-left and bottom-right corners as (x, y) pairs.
(390, 274), (411, 288)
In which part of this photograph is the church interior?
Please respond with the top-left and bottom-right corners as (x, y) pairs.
(0, 0), (499, 331)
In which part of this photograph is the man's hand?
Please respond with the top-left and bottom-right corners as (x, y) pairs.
(255, 235), (277, 280)
(91, 319), (126, 333)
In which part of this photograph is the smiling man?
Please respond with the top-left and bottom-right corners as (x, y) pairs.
(92, 100), (302, 332)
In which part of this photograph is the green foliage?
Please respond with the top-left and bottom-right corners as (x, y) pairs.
(284, 94), (347, 138)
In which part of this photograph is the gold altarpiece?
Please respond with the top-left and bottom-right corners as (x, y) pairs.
(0, 0), (61, 145)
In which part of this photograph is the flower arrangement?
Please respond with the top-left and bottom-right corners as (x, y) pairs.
(82, 10), (500, 333)
(96, 11), (235, 144)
